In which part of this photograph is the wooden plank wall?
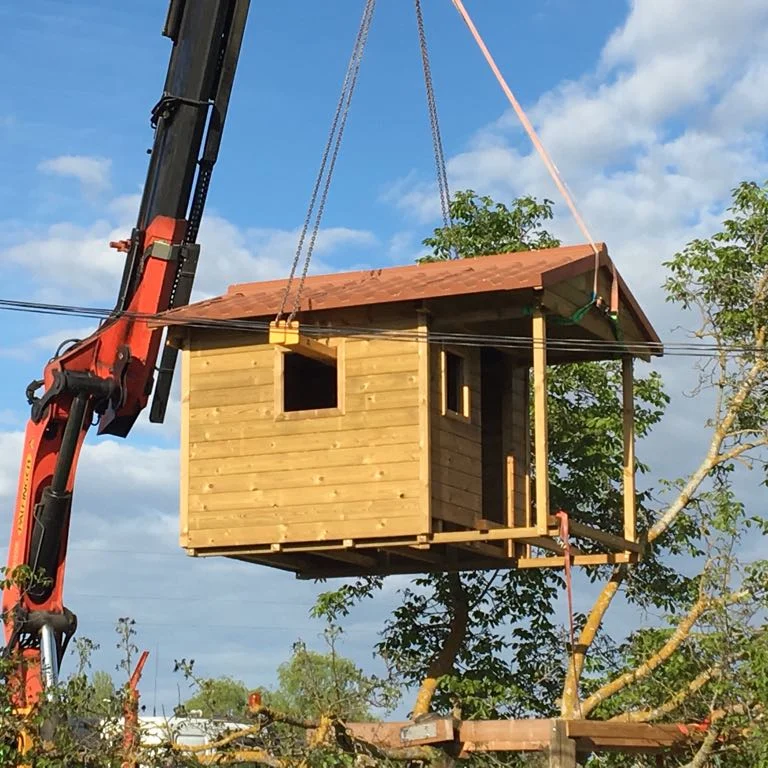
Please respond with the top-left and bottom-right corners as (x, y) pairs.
(183, 316), (424, 551)
(429, 344), (483, 528)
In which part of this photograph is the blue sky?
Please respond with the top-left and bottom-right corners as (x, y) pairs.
(1, 0), (768, 716)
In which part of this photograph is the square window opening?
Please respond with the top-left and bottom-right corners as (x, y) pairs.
(283, 352), (338, 412)
(444, 350), (468, 417)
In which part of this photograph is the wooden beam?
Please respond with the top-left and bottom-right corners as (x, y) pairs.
(430, 525), (547, 545)
(566, 720), (695, 752)
(532, 308), (549, 534)
(458, 719), (553, 754)
(314, 550), (378, 569)
(382, 546), (443, 565)
(340, 718), (698, 755)
(179, 335), (191, 550)
(417, 309), (432, 536)
(622, 355), (637, 543)
(269, 320), (337, 363)
(430, 304), (528, 329)
(519, 536), (583, 556)
(517, 552), (636, 569)
(565, 520), (643, 554)
(455, 540), (509, 559)
(549, 720), (577, 768)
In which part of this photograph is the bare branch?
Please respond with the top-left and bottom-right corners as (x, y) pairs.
(681, 727), (720, 768)
(609, 666), (722, 723)
(580, 592), (747, 717)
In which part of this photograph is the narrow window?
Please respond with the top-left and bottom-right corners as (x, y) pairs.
(283, 353), (338, 412)
(443, 350), (469, 418)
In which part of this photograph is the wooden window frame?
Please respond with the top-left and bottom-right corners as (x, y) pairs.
(274, 341), (346, 421)
(440, 347), (471, 423)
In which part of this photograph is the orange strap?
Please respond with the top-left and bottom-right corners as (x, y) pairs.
(556, 510), (577, 682)
(677, 719), (711, 736)
(449, 0), (601, 294)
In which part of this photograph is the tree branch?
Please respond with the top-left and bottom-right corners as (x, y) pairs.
(412, 574), (469, 718)
(580, 592), (747, 717)
(681, 727), (720, 768)
(608, 666), (721, 723)
(561, 566), (625, 717)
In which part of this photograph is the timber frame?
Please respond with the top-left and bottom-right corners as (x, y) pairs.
(310, 717), (704, 765)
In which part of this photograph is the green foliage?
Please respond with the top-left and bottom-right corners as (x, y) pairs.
(419, 190), (560, 261)
(180, 671), (251, 719)
(266, 639), (379, 722)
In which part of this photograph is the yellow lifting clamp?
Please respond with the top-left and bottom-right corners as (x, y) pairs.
(269, 320), (337, 363)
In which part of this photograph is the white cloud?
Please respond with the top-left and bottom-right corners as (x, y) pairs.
(192, 216), (376, 301)
(1, 219), (126, 301)
(38, 154), (112, 193)
(0, 197), (377, 306)
(387, 0), (768, 306)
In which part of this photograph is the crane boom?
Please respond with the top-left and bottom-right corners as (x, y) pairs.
(2, 0), (250, 708)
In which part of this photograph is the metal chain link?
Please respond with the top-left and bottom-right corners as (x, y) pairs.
(415, 0), (452, 232)
(277, 0), (377, 321)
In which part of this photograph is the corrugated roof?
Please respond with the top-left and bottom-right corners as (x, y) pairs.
(156, 242), (659, 343)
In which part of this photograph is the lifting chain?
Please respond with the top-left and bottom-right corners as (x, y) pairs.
(415, 0), (452, 232)
(277, 0), (377, 323)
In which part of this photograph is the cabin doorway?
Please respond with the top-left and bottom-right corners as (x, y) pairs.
(480, 348), (505, 524)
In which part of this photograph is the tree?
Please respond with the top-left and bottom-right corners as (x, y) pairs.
(181, 674), (251, 719)
(265, 639), (381, 723)
(315, 185), (768, 764)
(419, 190), (560, 260)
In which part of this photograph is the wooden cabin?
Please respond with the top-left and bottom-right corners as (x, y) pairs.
(156, 243), (662, 578)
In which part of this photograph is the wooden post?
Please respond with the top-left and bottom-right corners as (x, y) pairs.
(532, 309), (549, 535)
(549, 720), (577, 768)
(417, 310), (432, 535)
(622, 355), (636, 543)
(179, 333), (191, 550)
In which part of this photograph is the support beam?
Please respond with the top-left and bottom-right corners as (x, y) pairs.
(532, 308), (550, 534)
(567, 520), (643, 554)
(314, 550), (378, 569)
(549, 720), (577, 768)
(622, 355), (637, 543)
(417, 309), (432, 536)
(517, 552), (636, 569)
(430, 304), (528, 329)
(269, 320), (337, 363)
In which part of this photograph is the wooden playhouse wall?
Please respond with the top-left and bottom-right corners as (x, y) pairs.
(180, 311), (429, 553)
(428, 344), (530, 534)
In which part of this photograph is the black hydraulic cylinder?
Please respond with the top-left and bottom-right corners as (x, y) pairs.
(26, 394), (87, 604)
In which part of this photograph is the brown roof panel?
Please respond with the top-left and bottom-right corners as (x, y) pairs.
(162, 243), (598, 317)
(155, 242), (660, 345)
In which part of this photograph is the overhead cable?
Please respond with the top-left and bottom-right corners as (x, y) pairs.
(1, 296), (766, 360)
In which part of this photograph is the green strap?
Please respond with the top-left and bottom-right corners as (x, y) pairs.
(549, 293), (597, 326)
(524, 293), (624, 340)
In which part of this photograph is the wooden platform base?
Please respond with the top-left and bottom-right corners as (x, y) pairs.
(186, 519), (641, 579)
(331, 717), (698, 762)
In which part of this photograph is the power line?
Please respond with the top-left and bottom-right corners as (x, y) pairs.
(0, 296), (764, 360)
(67, 592), (319, 608)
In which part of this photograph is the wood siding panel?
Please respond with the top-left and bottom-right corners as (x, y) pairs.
(185, 317), (423, 548)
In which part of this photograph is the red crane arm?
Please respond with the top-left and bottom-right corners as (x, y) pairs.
(2, 0), (250, 708)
